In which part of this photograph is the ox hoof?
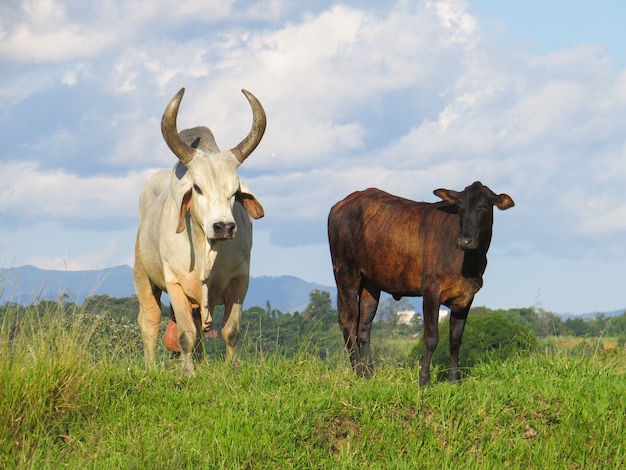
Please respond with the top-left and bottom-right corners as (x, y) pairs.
(180, 355), (196, 377)
(355, 363), (374, 378)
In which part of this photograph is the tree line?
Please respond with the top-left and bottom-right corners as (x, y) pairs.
(471, 305), (626, 340)
(1, 290), (624, 366)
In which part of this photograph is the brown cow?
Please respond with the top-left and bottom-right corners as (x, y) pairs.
(327, 181), (514, 386)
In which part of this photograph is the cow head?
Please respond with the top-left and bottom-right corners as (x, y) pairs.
(161, 88), (266, 240)
(434, 181), (514, 251)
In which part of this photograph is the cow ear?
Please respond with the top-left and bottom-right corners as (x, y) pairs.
(236, 181), (264, 219)
(433, 188), (459, 205)
(176, 190), (192, 233)
(236, 191), (265, 219)
(494, 193), (515, 210)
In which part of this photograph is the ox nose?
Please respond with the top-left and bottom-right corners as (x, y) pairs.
(458, 236), (477, 251)
(213, 222), (236, 239)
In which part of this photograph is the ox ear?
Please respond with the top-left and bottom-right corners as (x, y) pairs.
(433, 188), (459, 205)
(176, 190), (192, 233)
(494, 193), (515, 211)
(236, 181), (264, 219)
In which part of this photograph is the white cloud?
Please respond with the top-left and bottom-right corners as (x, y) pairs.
(427, 0), (479, 46)
(0, 161), (156, 221)
(25, 238), (121, 271)
(61, 63), (92, 86)
(0, 0), (115, 63)
(113, 42), (212, 93)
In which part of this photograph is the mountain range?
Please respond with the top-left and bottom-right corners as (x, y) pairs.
(1, 265), (623, 319)
(0, 265), (334, 313)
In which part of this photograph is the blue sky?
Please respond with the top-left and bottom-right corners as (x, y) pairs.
(1, 0), (626, 315)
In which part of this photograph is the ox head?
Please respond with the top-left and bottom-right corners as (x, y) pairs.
(161, 88), (266, 240)
(434, 181), (514, 252)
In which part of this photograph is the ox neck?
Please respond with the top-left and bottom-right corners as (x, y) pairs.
(461, 250), (488, 279)
(185, 216), (219, 280)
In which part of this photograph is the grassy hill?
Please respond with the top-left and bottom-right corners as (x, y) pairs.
(1, 306), (625, 468)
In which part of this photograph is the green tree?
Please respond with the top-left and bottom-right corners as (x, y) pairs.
(232, 290), (344, 359)
(301, 289), (335, 327)
(411, 313), (538, 382)
(564, 317), (591, 337)
(606, 312), (626, 337)
(299, 289), (343, 358)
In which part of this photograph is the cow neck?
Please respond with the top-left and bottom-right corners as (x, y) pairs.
(186, 216), (211, 280)
(461, 248), (488, 281)
(203, 242), (219, 281)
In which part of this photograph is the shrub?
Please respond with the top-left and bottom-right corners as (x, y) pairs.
(410, 313), (538, 381)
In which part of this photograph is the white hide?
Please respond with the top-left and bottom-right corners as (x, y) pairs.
(133, 89), (265, 376)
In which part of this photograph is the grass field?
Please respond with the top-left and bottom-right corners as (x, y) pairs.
(1, 308), (625, 469)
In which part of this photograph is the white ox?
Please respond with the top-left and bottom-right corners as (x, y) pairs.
(134, 88), (266, 375)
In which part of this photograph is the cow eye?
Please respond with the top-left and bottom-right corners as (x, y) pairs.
(193, 184), (203, 195)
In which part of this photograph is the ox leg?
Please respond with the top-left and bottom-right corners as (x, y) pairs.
(221, 278), (248, 365)
(167, 283), (197, 376)
(200, 282), (213, 333)
(355, 280), (380, 378)
(335, 277), (360, 372)
(222, 302), (242, 364)
(449, 304), (471, 383)
(135, 265), (162, 367)
(192, 307), (205, 364)
(419, 292), (440, 387)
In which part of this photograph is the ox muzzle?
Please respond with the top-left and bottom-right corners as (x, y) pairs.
(458, 236), (479, 251)
(212, 221), (236, 240)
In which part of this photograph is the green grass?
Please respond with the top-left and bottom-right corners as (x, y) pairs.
(1, 307), (625, 469)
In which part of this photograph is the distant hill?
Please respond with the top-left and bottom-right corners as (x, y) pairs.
(0, 265), (336, 313)
(1, 265), (624, 319)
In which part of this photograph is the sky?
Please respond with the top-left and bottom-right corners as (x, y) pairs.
(1, 0), (626, 315)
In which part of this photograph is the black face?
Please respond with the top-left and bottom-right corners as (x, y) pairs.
(434, 181), (514, 252)
(455, 184), (495, 251)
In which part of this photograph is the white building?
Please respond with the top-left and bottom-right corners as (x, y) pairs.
(397, 310), (416, 326)
(395, 308), (450, 325)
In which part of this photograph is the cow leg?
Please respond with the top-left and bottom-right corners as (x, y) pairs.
(200, 281), (213, 333)
(222, 302), (242, 364)
(419, 290), (441, 386)
(355, 280), (380, 377)
(166, 282), (196, 376)
(221, 277), (248, 365)
(192, 307), (205, 364)
(335, 272), (360, 371)
(134, 263), (162, 367)
(449, 303), (471, 383)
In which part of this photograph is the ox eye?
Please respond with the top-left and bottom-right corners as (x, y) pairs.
(193, 184), (203, 195)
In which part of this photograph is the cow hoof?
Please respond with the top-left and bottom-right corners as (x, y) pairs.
(355, 364), (374, 378)
(180, 356), (196, 377)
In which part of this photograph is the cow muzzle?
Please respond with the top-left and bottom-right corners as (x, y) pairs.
(458, 236), (478, 251)
(212, 221), (236, 239)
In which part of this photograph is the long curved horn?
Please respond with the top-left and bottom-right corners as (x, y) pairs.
(230, 89), (267, 164)
(161, 88), (196, 165)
